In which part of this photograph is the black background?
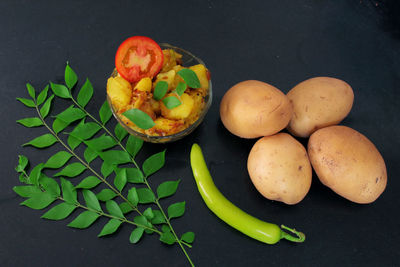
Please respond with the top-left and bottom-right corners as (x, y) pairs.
(1, 0), (399, 266)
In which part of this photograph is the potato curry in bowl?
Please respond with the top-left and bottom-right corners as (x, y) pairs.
(107, 36), (211, 143)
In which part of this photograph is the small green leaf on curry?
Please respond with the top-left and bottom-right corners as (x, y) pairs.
(177, 69), (200, 88)
(162, 96), (181, 109)
(122, 108), (155, 130)
(175, 82), (187, 96)
(153, 81), (168, 100)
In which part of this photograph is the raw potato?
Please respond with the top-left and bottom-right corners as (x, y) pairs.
(308, 126), (387, 204)
(287, 77), (354, 137)
(247, 133), (312, 205)
(220, 80), (293, 138)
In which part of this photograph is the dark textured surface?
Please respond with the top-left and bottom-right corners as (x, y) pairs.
(1, 0), (399, 266)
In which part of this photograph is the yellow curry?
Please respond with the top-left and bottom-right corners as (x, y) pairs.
(107, 49), (210, 136)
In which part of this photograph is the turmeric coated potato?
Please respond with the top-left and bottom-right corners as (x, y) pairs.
(308, 126), (387, 204)
(161, 93), (194, 120)
(220, 80), (293, 138)
(107, 76), (132, 111)
(247, 133), (312, 205)
(287, 77), (354, 137)
(189, 64), (209, 90)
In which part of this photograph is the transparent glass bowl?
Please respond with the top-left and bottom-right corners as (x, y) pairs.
(107, 43), (212, 143)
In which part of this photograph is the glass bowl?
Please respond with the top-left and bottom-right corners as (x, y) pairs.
(107, 43), (212, 143)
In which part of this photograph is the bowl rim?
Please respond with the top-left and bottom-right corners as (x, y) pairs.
(107, 43), (213, 142)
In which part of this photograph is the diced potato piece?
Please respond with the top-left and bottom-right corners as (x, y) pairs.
(161, 49), (183, 72)
(134, 77), (152, 92)
(172, 65), (185, 87)
(153, 117), (182, 133)
(189, 64), (209, 90)
(161, 93), (194, 120)
(107, 76), (132, 111)
(139, 101), (156, 120)
(150, 98), (161, 114)
(154, 70), (176, 90)
(172, 65), (184, 73)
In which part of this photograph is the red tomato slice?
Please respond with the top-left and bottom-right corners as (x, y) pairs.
(115, 36), (164, 83)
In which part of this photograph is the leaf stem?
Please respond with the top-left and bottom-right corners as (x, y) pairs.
(69, 94), (194, 265)
(64, 197), (161, 234)
(34, 104), (144, 218)
(145, 177), (194, 266)
(21, 171), (161, 235)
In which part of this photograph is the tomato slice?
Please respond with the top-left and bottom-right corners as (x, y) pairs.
(115, 36), (164, 83)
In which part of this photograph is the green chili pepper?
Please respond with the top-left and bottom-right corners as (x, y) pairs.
(190, 143), (305, 244)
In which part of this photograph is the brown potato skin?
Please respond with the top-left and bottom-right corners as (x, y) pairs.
(220, 80), (293, 138)
(247, 133), (312, 205)
(308, 126), (387, 204)
(287, 77), (354, 138)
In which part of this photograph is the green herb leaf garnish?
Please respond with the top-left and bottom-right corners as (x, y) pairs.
(175, 82), (187, 96)
(177, 69), (201, 88)
(162, 96), (181, 109)
(153, 81), (168, 100)
(122, 108), (155, 130)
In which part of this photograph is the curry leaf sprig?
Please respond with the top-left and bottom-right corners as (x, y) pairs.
(14, 64), (195, 266)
